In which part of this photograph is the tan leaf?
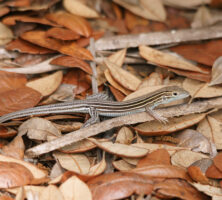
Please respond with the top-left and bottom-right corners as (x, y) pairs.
(26, 71), (63, 96)
(139, 45), (207, 73)
(108, 48), (126, 67)
(115, 126), (134, 144)
(54, 152), (90, 174)
(18, 118), (61, 141)
(112, 159), (135, 171)
(63, 0), (99, 18)
(88, 156), (106, 176)
(138, 72), (163, 89)
(0, 161), (34, 189)
(46, 11), (92, 37)
(0, 155), (47, 180)
(197, 115), (222, 149)
(39, 185), (64, 200)
(134, 113), (206, 136)
(7, 186), (45, 196)
(171, 150), (208, 168)
(162, 0), (210, 9)
(209, 56), (222, 86)
(114, 0), (166, 21)
(89, 138), (148, 158)
(0, 86), (41, 116)
(104, 59), (141, 91)
(0, 22), (13, 45)
(183, 78), (222, 98)
(60, 176), (92, 200)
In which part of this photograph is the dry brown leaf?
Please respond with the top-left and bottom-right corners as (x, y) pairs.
(89, 138), (148, 158)
(104, 59), (141, 91)
(0, 22), (13, 45)
(39, 185), (64, 200)
(63, 0), (99, 18)
(0, 126), (17, 138)
(183, 78), (222, 98)
(2, 136), (25, 160)
(162, 0), (210, 8)
(206, 163), (222, 179)
(54, 152), (90, 174)
(112, 159), (135, 171)
(46, 11), (92, 37)
(7, 186), (45, 197)
(0, 86), (41, 116)
(108, 48), (126, 67)
(213, 153), (222, 172)
(0, 155), (47, 180)
(114, 0), (166, 21)
(18, 118), (61, 141)
(171, 150), (209, 169)
(115, 126), (134, 145)
(209, 56), (222, 86)
(139, 45), (207, 74)
(134, 113), (206, 136)
(88, 172), (153, 200)
(138, 72), (163, 89)
(0, 161), (34, 189)
(26, 71), (63, 96)
(197, 115), (222, 149)
(60, 176), (92, 200)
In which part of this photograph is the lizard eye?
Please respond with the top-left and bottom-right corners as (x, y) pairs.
(173, 92), (178, 96)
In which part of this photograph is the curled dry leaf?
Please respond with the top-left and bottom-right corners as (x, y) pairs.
(63, 0), (99, 18)
(18, 118), (61, 141)
(54, 152), (90, 174)
(60, 176), (92, 200)
(6, 38), (55, 54)
(206, 163), (222, 179)
(7, 186), (45, 197)
(39, 185), (64, 200)
(162, 0), (210, 8)
(183, 78), (222, 98)
(0, 71), (27, 94)
(108, 48), (126, 67)
(138, 72), (163, 89)
(114, 0), (166, 21)
(46, 27), (80, 41)
(26, 71), (63, 96)
(171, 150), (209, 169)
(134, 113), (206, 136)
(115, 126), (134, 144)
(88, 138), (148, 158)
(50, 55), (92, 75)
(0, 161), (34, 189)
(112, 159), (135, 171)
(139, 45), (207, 74)
(0, 126), (17, 138)
(0, 22), (13, 45)
(197, 114), (222, 149)
(88, 172), (153, 200)
(104, 59), (141, 91)
(0, 154), (47, 180)
(209, 56), (222, 86)
(46, 11), (92, 37)
(0, 86), (41, 116)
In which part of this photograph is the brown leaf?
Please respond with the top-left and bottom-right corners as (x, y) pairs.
(46, 27), (80, 41)
(50, 55), (92, 74)
(154, 179), (209, 200)
(206, 164), (222, 179)
(134, 113), (206, 136)
(213, 153), (222, 172)
(46, 11), (92, 37)
(2, 15), (57, 26)
(6, 38), (55, 54)
(88, 172), (153, 200)
(188, 164), (210, 184)
(0, 86), (41, 116)
(2, 136), (25, 160)
(137, 149), (171, 168)
(115, 126), (134, 145)
(0, 161), (33, 189)
(0, 126), (17, 138)
(209, 56), (222, 86)
(0, 71), (27, 94)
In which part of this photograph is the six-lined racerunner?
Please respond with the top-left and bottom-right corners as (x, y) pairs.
(0, 86), (189, 125)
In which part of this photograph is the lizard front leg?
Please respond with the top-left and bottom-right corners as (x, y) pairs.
(145, 106), (168, 124)
(82, 107), (100, 128)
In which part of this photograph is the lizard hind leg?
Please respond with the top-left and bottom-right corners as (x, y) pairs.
(145, 106), (168, 124)
(82, 107), (100, 128)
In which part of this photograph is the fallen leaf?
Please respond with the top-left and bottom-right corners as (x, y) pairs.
(112, 159), (135, 171)
(89, 138), (148, 158)
(209, 56), (222, 86)
(46, 11), (92, 37)
(26, 71), (63, 96)
(88, 172), (153, 200)
(0, 126), (17, 138)
(0, 86), (41, 116)
(63, 0), (99, 18)
(171, 150), (208, 168)
(0, 22), (13, 45)
(206, 163), (222, 179)
(134, 113), (206, 136)
(162, 0), (210, 9)
(6, 38), (55, 54)
(39, 185), (64, 200)
(115, 126), (134, 145)
(46, 27), (80, 41)
(18, 118), (61, 141)
(105, 59), (141, 91)
(213, 153), (222, 172)
(54, 152), (90, 174)
(108, 48), (126, 67)
(50, 55), (92, 74)
(139, 45), (208, 74)
(60, 176), (92, 200)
